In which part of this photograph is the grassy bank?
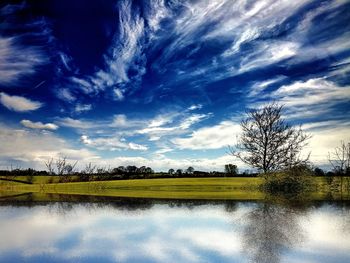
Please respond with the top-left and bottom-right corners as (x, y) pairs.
(1, 176), (349, 201)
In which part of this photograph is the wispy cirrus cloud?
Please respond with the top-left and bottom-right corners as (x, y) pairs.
(65, 0), (150, 100)
(74, 104), (92, 114)
(0, 37), (48, 86)
(0, 4), (50, 87)
(270, 78), (350, 119)
(145, 0), (349, 101)
(0, 92), (43, 112)
(20, 120), (58, 131)
(56, 117), (97, 130)
(56, 88), (76, 103)
(52, 0), (349, 108)
(248, 76), (286, 97)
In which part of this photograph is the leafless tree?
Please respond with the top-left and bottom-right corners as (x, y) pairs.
(230, 103), (310, 173)
(56, 157), (78, 182)
(328, 141), (350, 174)
(83, 162), (96, 174)
(80, 162), (96, 181)
(45, 158), (55, 175)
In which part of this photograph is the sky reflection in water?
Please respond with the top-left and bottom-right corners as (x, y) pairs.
(0, 200), (350, 263)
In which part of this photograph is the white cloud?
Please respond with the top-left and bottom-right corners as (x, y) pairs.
(56, 88), (76, 102)
(303, 121), (350, 166)
(70, 77), (94, 94)
(188, 104), (203, 111)
(248, 76), (286, 97)
(138, 126), (177, 135)
(239, 41), (300, 73)
(80, 135), (148, 151)
(0, 92), (42, 112)
(109, 114), (145, 129)
(155, 147), (173, 154)
(74, 104), (92, 114)
(0, 123), (97, 170)
(179, 114), (210, 129)
(128, 142), (148, 151)
(20, 120), (58, 130)
(111, 114), (128, 127)
(172, 121), (241, 150)
(137, 112), (210, 141)
(56, 117), (97, 129)
(270, 78), (350, 118)
(59, 52), (72, 71)
(113, 88), (125, 101)
(148, 114), (175, 128)
(66, 0), (150, 97)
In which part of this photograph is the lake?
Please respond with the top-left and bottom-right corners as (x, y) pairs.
(0, 197), (350, 263)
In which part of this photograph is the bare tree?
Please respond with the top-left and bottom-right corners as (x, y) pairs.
(56, 157), (78, 182)
(45, 158), (55, 175)
(80, 162), (97, 181)
(230, 103), (310, 173)
(83, 162), (96, 174)
(328, 141), (350, 175)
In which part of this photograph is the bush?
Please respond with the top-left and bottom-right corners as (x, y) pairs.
(262, 166), (313, 194)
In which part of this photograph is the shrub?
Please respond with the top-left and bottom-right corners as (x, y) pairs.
(262, 166), (313, 194)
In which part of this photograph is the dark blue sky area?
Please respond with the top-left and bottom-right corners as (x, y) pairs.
(0, 0), (349, 170)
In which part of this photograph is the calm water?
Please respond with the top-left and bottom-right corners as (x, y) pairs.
(0, 198), (349, 263)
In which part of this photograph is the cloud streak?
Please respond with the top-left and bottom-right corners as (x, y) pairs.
(172, 121), (241, 150)
(20, 120), (58, 130)
(0, 92), (42, 112)
(0, 4), (50, 86)
(80, 135), (148, 151)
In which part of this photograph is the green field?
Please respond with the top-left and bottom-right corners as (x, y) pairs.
(1, 176), (350, 201)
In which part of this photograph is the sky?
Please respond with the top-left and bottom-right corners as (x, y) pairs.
(0, 0), (349, 172)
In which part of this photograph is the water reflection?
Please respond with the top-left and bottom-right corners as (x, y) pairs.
(0, 196), (349, 263)
(242, 203), (303, 263)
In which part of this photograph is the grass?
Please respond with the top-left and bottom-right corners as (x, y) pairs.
(1, 176), (349, 201)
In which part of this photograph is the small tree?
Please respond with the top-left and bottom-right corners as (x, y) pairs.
(314, 167), (325, 176)
(45, 158), (55, 175)
(145, 167), (154, 174)
(176, 169), (183, 176)
(328, 141), (350, 175)
(230, 103), (310, 174)
(55, 157), (77, 182)
(81, 162), (96, 181)
(225, 164), (238, 175)
(186, 166), (194, 174)
(168, 168), (175, 175)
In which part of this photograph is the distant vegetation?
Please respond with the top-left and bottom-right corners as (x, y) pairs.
(0, 163), (258, 185)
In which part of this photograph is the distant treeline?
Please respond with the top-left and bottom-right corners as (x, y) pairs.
(0, 164), (348, 185)
(0, 164), (260, 184)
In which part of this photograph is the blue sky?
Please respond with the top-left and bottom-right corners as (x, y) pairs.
(0, 0), (349, 171)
